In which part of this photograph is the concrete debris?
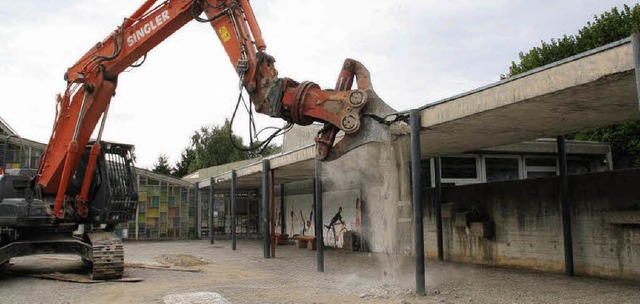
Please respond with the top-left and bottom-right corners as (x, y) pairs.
(153, 254), (210, 267)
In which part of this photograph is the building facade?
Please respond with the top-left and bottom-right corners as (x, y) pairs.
(126, 168), (197, 240)
(0, 117), (45, 171)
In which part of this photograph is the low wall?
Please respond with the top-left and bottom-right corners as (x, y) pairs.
(423, 169), (640, 280)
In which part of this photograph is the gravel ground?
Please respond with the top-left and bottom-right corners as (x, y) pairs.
(0, 239), (638, 304)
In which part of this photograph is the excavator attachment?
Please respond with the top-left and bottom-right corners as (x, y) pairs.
(315, 59), (400, 161)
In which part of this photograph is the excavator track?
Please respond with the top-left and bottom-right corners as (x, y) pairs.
(86, 232), (124, 280)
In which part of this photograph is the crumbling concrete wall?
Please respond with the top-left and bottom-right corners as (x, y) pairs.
(323, 135), (412, 254)
(282, 124), (322, 152)
(423, 169), (640, 279)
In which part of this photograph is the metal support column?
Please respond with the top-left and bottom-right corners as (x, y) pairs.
(209, 177), (215, 244)
(557, 135), (574, 276)
(434, 157), (443, 261)
(314, 160), (324, 272)
(280, 184), (286, 235)
(195, 182), (200, 239)
(262, 160), (271, 258)
(231, 170), (237, 251)
(270, 169), (276, 258)
(411, 110), (426, 296)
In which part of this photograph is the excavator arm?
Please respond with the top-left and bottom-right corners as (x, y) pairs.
(37, 0), (394, 220)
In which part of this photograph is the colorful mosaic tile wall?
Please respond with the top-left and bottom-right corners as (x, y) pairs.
(126, 174), (197, 239)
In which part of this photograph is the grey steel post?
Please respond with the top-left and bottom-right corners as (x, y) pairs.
(270, 169), (276, 258)
(209, 177), (215, 244)
(262, 160), (271, 258)
(434, 157), (444, 261)
(231, 170), (237, 251)
(557, 136), (574, 276)
(280, 184), (286, 235)
(195, 182), (200, 239)
(314, 160), (324, 272)
(411, 110), (426, 296)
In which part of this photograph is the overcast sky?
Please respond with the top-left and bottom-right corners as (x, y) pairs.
(0, 0), (632, 168)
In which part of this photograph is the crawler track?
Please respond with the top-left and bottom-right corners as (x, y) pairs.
(86, 232), (124, 280)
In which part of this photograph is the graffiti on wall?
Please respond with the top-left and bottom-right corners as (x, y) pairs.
(275, 189), (361, 249)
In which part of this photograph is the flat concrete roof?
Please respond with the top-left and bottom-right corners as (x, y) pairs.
(199, 145), (316, 190)
(418, 37), (640, 157)
(201, 36), (640, 190)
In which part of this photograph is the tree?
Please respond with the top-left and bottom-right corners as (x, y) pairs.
(151, 153), (173, 175)
(505, 5), (640, 78)
(172, 147), (195, 178)
(258, 143), (282, 157)
(170, 119), (283, 177)
(504, 4), (640, 168)
(188, 119), (250, 172)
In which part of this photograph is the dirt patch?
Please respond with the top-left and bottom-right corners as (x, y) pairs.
(153, 254), (210, 267)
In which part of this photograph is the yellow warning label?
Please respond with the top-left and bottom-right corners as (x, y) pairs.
(219, 26), (231, 42)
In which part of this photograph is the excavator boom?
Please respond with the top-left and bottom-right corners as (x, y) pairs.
(0, 0), (397, 281)
(37, 0), (394, 220)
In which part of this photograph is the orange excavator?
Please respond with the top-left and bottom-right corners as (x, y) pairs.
(0, 0), (395, 279)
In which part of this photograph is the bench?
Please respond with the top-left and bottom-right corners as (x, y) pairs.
(275, 233), (289, 245)
(295, 235), (316, 250)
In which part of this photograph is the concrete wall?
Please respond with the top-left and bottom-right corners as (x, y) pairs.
(282, 124), (322, 152)
(275, 181), (362, 248)
(423, 169), (640, 279)
(322, 135), (412, 254)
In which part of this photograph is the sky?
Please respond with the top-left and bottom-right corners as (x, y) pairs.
(0, 0), (633, 168)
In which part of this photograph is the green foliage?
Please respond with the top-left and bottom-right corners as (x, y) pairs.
(505, 4), (640, 167)
(506, 4), (640, 78)
(172, 147), (195, 178)
(570, 122), (640, 167)
(577, 5), (640, 51)
(166, 119), (283, 177)
(151, 153), (172, 175)
(506, 35), (578, 78)
(188, 119), (249, 173)
(259, 144), (282, 156)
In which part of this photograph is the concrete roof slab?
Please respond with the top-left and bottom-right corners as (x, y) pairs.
(204, 37), (640, 190)
(419, 37), (640, 157)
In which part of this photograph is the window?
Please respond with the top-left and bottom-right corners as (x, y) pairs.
(525, 157), (556, 167)
(420, 159), (432, 189)
(525, 156), (557, 179)
(4, 150), (16, 163)
(568, 158), (590, 175)
(441, 157), (478, 179)
(485, 157), (520, 182)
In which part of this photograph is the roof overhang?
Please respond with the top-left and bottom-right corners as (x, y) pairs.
(202, 36), (640, 190)
(418, 37), (640, 157)
(200, 145), (316, 190)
